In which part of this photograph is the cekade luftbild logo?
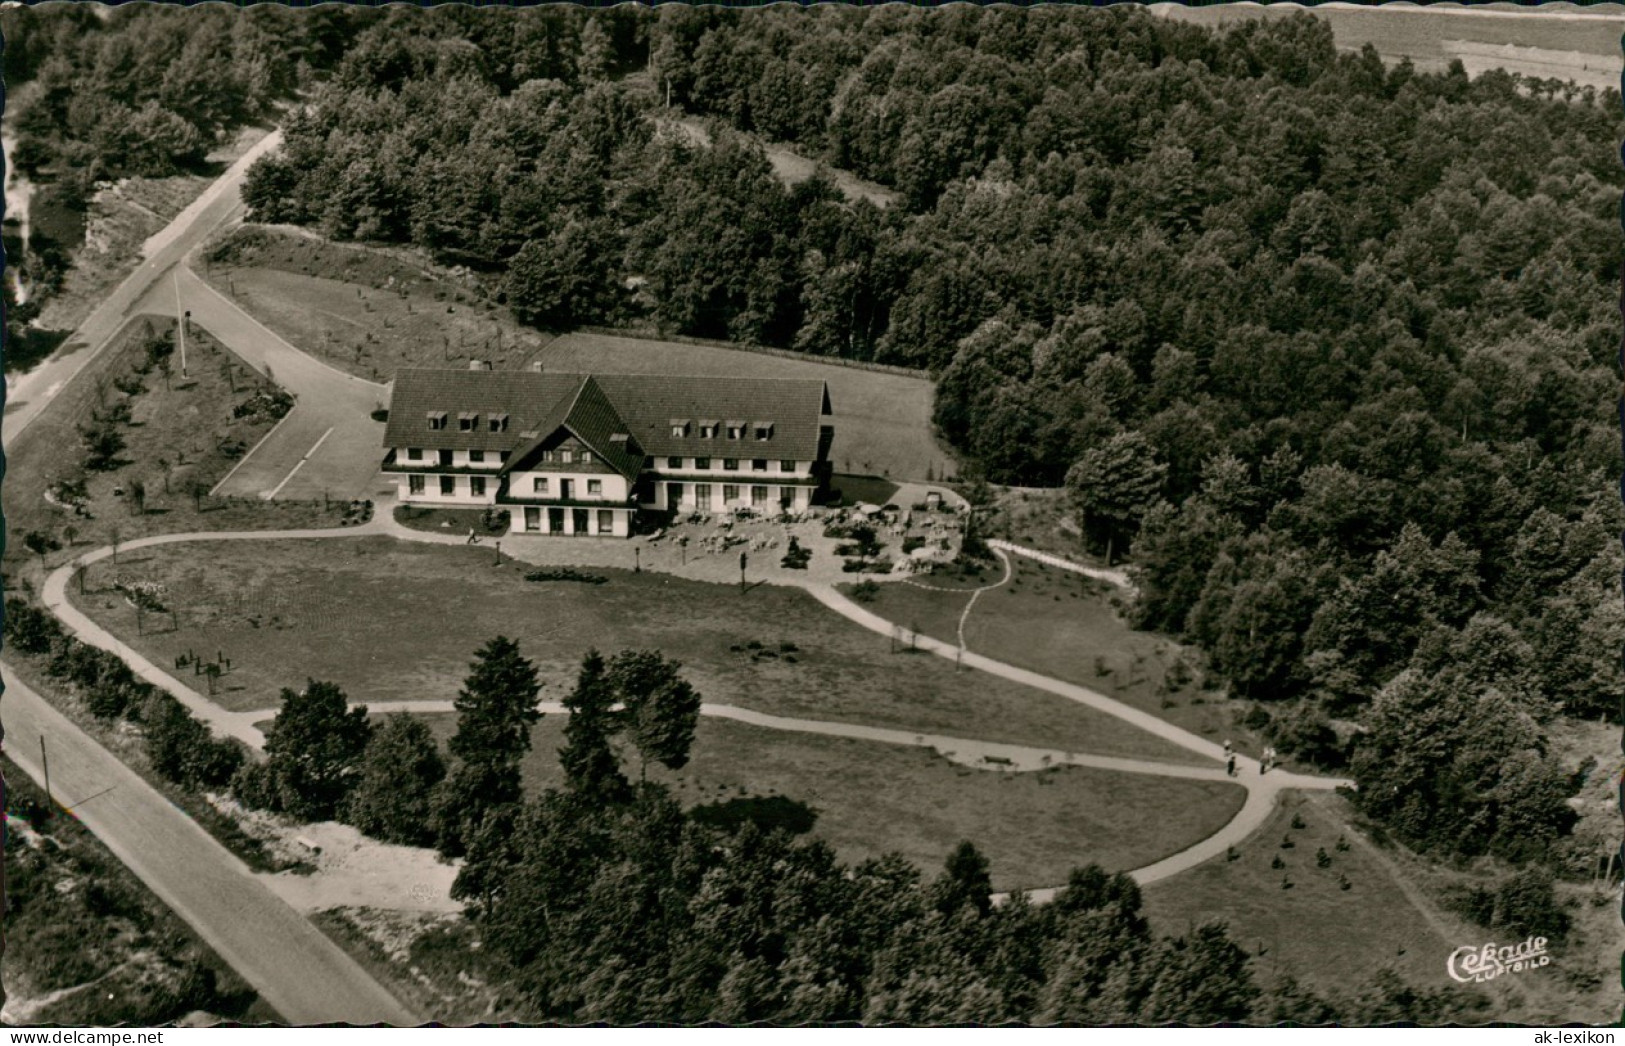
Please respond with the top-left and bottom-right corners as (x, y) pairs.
(1446, 936), (1551, 983)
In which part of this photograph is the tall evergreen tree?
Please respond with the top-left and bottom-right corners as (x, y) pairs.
(433, 636), (542, 856)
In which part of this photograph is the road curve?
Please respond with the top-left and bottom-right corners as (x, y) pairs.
(5, 126), (422, 1026)
(3, 130), (284, 446)
(2, 667), (419, 1026)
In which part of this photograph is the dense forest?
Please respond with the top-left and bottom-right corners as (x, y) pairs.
(0, 3), (382, 366)
(235, 4), (1621, 866)
(5, 4), (1616, 1021)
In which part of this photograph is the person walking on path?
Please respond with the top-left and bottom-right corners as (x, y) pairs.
(1226, 754), (1237, 777)
(466, 527), (478, 545)
(1223, 739), (1233, 759)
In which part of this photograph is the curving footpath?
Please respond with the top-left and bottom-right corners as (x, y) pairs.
(985, 538), (1134, 592)
(42, 521), (1352, 898)
(5, 126), (425, 1027)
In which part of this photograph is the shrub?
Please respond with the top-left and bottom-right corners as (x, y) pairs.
(1238, 705), (1272, 732)
(525, 567), (607, 584)
(232, 388), (295, 422)
(4, 597), (64, 654)
(1268, 703), (1345, 768)
(851, 580), (880, 603)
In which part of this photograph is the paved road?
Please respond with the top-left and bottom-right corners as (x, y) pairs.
(2, 667), (418, 1026)
(4, 128), (421, 1025)
(143, 267), (388, 502)
(3, 131), (285, 446)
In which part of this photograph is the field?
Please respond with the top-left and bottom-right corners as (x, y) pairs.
(1156, 3), (1623, 89)
(69, 537), (1200, 764)
(201, 225), (553, 382)
(1141, 791), (1460, 998)
(0, 755), (276, 1026)
(411, 712), (1245, 894)
(1141, 785), (1617, 1024)
(3, 313), (355, 583)
(849, 556), (1265, 752)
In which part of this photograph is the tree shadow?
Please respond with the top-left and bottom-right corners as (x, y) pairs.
(689, 794), (818, 836)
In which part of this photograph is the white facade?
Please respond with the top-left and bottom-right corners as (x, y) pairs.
(509, 503), (630, 537)
(656, 479), (812, 514)
(393, 471), (499, 506)
(505, 469), (631, 504)
(396, 448), (506, 470)
(655, 456), (812, 479)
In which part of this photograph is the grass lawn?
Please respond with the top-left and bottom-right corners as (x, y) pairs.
(200, 225), (553, 382)
(851, 556), (1263, 750)
(5, 313), (355, 584)
(1140, 791), (1460, 998)
(410, 712), (1246, 894)
(71, 538), (1198, 764)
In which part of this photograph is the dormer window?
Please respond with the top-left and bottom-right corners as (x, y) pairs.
(754, 422), (774, 441)
(427, 411), (448, 430)
(581, 451), (593, 464)
(458, 412), (479, 432)
(406, 448), (423, 461)
(726, 422), (745, 440)
(561, 450), (574, 464)
(670, 419), (691, 438)
(489, 413), (509, 433)
(699, 420), (719, 439)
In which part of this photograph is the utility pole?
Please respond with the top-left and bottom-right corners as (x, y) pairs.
(40, 736), (51, 808)
(172, 274), (188, 378)
(739, 551), (747, 595)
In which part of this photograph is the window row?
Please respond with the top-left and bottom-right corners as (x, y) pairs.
(668, 420), (775, 441)
(427, 411), (509, 432)
(529, 477), (603, 496)
(404, 448), (506, 464)
(690, 484), (782, 506)
(409, 475), (490, 497)
(662, 457), (796, 472)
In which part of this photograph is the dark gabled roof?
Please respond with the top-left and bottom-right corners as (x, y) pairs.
(500, 376), (645, 481)
(592, 374), (831, 461)
(386, 369), (832, 466)
(384, 369), (580, 452)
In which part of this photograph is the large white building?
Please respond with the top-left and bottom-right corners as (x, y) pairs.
(382, 365), (834, 537)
